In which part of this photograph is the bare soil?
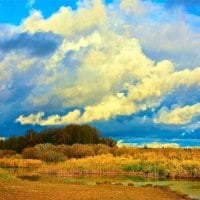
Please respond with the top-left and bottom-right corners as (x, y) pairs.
(0, 179), (193, 200)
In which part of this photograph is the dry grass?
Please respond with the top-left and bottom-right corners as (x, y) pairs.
(0, 147), (200, 178)
(0, 158), (42, 168)
(39, 153), (200, 178)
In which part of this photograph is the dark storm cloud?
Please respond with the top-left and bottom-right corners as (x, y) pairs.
(0, 32), (63, 57)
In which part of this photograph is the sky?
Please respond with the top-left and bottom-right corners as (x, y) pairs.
(0, 0), (200, 147)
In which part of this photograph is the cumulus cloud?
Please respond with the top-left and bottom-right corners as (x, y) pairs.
(143, 142), (180, 149)
(23, 0), (106, 36)
(16, 112), (45, 125)
(0, 137), (5, 141)
(116, 0), (200, 68)
(0, 32), (62, 57)
(17, 65), (200, 125)
(0, 0), (199, 130)
(154, 103), (200, 125)
(27, 0), (35, 8)
(120, 0), (145, 15)
(117, 140), (180, 148)
(16, 110), (81, 125)
(185, 121), (200, 133)
(27, 30), (154, 108)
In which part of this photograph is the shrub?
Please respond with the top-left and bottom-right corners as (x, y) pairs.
(35, 143), (55, 152)
(0, 158), (42, 168)
(0, 168), (14, 180)
(70, 144), (95, 158)
(182, 163), (200, 177)
(39, 150), (66, 163)
(0, 150), (17, 158)
(123, 162), (166, 176)
(22, 147), (39, 159)
(111, 147), (132, 156)
(54, 144), (71, 157)
(93, 144), (111, 155)
(123, 163), (144, 172)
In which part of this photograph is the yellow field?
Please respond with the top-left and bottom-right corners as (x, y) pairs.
(1, 147), (199, 178)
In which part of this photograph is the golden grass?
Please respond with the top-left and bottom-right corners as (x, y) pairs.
(1, 147), (200, 178)
(39, 152), (200, 178)
(0, 158), (43, 168)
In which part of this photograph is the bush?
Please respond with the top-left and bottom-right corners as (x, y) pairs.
(111, 147), (132, 156)
(22, 147), (39, 159)
(182, 164), (200, 177)
(35, 143), (55, 152)
(0, 168), (14, 180)
(39, 150), (66, 163)
(93, 144), (111, 155)
(123, 162), (166, 176)
(123, 163), (145, 172)
(70, 144), (95, 158)
(0, 150), (17, 158)
(0, 158), (42, 168)
(54, 144), (71, 157)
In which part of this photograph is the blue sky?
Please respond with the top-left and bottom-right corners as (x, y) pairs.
(0, 0), (200, 147)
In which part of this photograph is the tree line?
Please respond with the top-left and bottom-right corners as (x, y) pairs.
(0, 124), (116, 153)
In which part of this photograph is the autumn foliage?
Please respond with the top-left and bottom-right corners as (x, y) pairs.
(0, 143), (199, 178)
(0, 124), (116, 153)
(0, 125), (199, 179)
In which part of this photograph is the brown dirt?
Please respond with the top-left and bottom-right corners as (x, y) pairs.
(0, 179), (193, 200)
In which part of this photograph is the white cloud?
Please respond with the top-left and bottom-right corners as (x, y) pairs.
(16, 0), (200, 125)
(154, 103), (200, 125)
(23, 0), (106, 37)
(76, 66), (200, 124)
(117, 140), (180, 148)
(16, 110), (81, 125)
(185, 121), (200, 132)
(0, 0), (199, 128)
(144, 142), (180, 149)
(16, 112), (44, 125)
(120, 0), (145, 15)
(0, 53), (36, 84)
(17, 64), (200, 125)
(27, 0), (35, 8)
(27, 29), (154, 108)
(0, 137), (5, 141)
(119, 2), (200, 68)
